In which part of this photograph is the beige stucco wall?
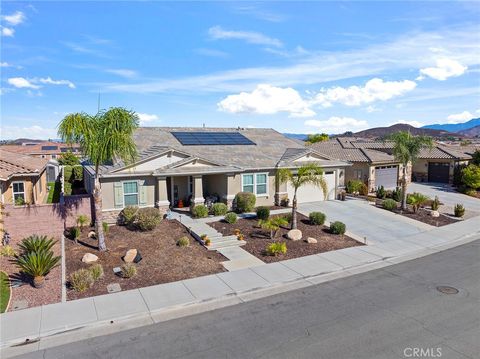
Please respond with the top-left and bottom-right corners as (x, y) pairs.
(226, 170), (277, 207)
(101, 176), (156, 211)
(203, 174), (227, 199)
(0, 170), (47, 205)
(344, 163), (370, 185)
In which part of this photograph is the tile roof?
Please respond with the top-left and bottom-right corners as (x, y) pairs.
(0, 149), (48, 180)
(1, 141), (80, 155)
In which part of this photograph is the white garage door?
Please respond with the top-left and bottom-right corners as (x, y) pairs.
(287, 171), (336, 203)
(375, 166), (398, 189)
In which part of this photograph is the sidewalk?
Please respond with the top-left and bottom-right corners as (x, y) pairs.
(1, 216), (479, 358)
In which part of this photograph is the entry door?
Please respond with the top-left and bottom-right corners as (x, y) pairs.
(428, 162), (450, 183)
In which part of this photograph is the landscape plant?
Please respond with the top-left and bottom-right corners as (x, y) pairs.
(224, 212), (238, 224)
(135, 207), (162, 231)
(431, 196), (440, 211)
(461, 164), (480, 190)
(383, 199), (397, 211)
(309, 212), (326, 225)
(258, 217), (289, 239)
(89, 264), (104, 281)
(265, 242), (287, 256)
(346, 180), (363, 194)
(19, 235), (56, 254)
(211, 203), (228, 216)
(16, 250), (61, 288)
(58, 150), (80, 166)
(177, 236), (190, 247)
(0, 245), (16, 257)
(256, 206), (270, 221)
(76, 214), (89, 230)
(454, 204), (465, 217)
(330, 221), (346, 235)
(121, 263), (137, 278)
(407, 193), (430, 213)
(234, 192), (256, 213)
(0, 271), (10, 313)
(121, 206), (139, 226)
(102, 222), (109, 235)
(70, 269), (94, 292)
(375, 185), (386, 199)
(391, 187), (402, 202)
(192, 204), (209, 218)
(70, 226), (80, 244)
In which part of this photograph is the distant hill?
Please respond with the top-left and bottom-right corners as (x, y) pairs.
(422, 118), (480, 133)
(283, 133), (308, 141)
(458, 125), (480, 137)
(348, 124), (462, 139)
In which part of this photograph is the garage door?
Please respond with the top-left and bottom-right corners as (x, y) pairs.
(287, 171), (336, 203)
(375, 166), (398, 189)
(428, 162), (450, 183)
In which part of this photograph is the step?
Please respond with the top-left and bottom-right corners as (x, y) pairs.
(207, 240), (247, 250)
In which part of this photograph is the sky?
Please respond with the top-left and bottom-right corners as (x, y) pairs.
(1, 1), (479, 140)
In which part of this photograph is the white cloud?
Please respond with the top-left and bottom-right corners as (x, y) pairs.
(1, 11), (26, 26)
(1, 27), (14, 37)
(137, 113), (160, 125)
(446, 111), (473, 124)
(304, 117), (368, 134)
(418, 58), (467, 81)
(391, 119), (425, 128)
(314, 78), (417, 107)
(8, 77), (40, 89)
(37, 77), (76, 89)
(0, 62), (11, 67)
(366, 105), (380, 113)
(105, 69), (137, 78)
(218, 84), (315, 117)
(208, 26), (283, 47)
(0, 125), (57, 140)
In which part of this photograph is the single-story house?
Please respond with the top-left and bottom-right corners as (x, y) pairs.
(1, 141), (81, 160)
(0, 149), (48, 205)
(84, 127), (351, 221)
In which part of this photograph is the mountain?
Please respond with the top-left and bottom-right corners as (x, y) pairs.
(347, 124), (463, 139)
(283, 133), (308, 141)
(422, 118), (480, 133)
(458, 125), (480, 137)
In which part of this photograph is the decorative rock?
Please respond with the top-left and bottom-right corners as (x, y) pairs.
(123, 249), (138, 263)
(287, 229), (302, 241)
(107, 283), (121, 293)
(305, 237), (317, 244)
(88, 231), (96, 239)
(82, 253), (98, 263)
(431, 210), (440, 217)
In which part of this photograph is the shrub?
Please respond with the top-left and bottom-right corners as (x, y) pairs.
(58, 151), (80, 166)
(72, 166), (83, 181)
(192, 204), (209, 218)
(177, 236), (190, 247)
(200, 234), (208, 241)
(16, 251), (61, 278)
(70, 226), (80, 242)
(283, 213), (293, 223)
(408, 193), (430, 213)
(346, 180), (363, 194)
(256, 206), (270, 220)
(14, 196), (25, 206)
(102, 222), (109, 235)
(19, 235), (56, 254)
(135, 207), (162, 231)
(383, 199), (397, 211)
(0, 245), (16, 257)
(461, 164), (480, 190)
(224, 212), (238, 224)
(76, 214), (89, 229)
(70, 269), (94, 292)
(89, 264), (104, 281)
(211, 203), (228, 216)
(234, 192), (256, 213)
(472, 149), (480, 165)
(309, 212), (326, 225)
(454, 204), (465, 217)
(431, 196), (440, 211)
(120, 206), (139, 226)
(265, 242), (287, 256)
(375, 186), (386, 199)
(122, 263), (137, 278)
(204, 238), (211, 246)
(392, 187), (402, 202)
(330, 221), (346, 235)
(258, 217), (289, 239)
(359, 183), (368, 196)
(465, 188), (477, 197)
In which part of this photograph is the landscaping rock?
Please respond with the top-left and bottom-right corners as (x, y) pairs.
(107, 283), (121, 293)
(287, 229), (302, 241)
(81, 253), (98, 263)
(431, 210), (440, 218)
(123, 249), (138, 263)
(88, 231), (96, 239)
(305, 237), (317, 244)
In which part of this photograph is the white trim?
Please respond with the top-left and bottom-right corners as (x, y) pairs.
(122, 180), (139, 206)
(12, 181), (26, 205)
(241, 172), (269, 197)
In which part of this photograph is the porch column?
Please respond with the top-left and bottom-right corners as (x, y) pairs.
(192, 175), (204, 205)
(223, 173), (236, 209)
(156, 177), (170, 210)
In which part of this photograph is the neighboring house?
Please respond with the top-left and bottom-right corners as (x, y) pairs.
(0, 149), (48, 205)
(312, 138), (408, 191)
(1, 141), (81, 160)
(84, 127), (351, 222)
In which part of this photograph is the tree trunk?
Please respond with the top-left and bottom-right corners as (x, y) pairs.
(291, 191), (298, 230)
(94, 175), (106, 251)
(401, 165), (408, 211)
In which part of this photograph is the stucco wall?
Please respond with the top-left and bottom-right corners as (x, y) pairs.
(412, 159), (454, 182)
(227, 170), (276, 207)
(0, 170), (47, 205)
(344, 163), (370, 185)
(203, 174), (227, 199)
(101, 176), (156, 211)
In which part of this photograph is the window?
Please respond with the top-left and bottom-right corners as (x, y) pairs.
(12, 182), (25, 205)
(353, 170), (363, 180)
(123, 181), (138, 206)
(242, 173), (268, 196)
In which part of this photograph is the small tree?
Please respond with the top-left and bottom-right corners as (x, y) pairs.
(306, 133), (329, 144)
(277, 164), (327, 229)
(58, 151), (80, 166)
(258, 217), (288, 239)
(461, 164), (480, 189)
(471, 149), (480, 165)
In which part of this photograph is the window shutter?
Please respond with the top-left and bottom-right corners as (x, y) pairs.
(114, 182), (123, 208)
(139, 180), (147, 205)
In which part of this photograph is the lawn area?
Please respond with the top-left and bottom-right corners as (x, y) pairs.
(47, 181), (61, 203)
(0, 271), (11, 313)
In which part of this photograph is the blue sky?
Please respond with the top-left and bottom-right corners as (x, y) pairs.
(1, 1), (479, 139)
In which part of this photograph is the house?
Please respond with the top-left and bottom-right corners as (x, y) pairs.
(84, 127), (351, 222)
(0, 149), (48, 205)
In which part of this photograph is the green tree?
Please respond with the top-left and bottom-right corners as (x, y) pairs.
(461, 164), (480, 189)
(58, 108), (139, 251)
(389, 131), (433, 210)
(306, 133), (329, 144)
(58, 151), (80, 166)
(472, 149), (480, 166)
(277, 164), (327, 229)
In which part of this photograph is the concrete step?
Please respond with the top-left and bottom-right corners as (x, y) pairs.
(208, 240), (247, 250)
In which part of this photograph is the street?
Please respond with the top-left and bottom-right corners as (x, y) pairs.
(15, 240), (480, 359)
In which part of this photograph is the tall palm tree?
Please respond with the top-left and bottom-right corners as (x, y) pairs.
(277, 163), (327, 230)
(389, 131), (433, 211)
(58, 108), (139, 251)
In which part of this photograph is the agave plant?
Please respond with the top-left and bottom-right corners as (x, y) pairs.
(18, 235), (57, 255)
(16, 250), (61, 288)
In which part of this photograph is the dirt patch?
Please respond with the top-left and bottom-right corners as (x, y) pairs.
(377, 206), (459, 227)
(209, 214), (362, 263)
(65, 219), (226, 300)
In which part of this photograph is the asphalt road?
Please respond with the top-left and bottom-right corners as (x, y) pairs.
(15, 240), (480, 359)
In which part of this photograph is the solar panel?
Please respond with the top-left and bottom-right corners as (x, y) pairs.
(171, 132), (256, 146)
(41, 145), (58, 150)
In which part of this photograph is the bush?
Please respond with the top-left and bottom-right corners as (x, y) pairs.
(234, 192), (256, 213)
(72, 166), (83, 181)
(102, 222), (109, 235)
(383, 199), (397, 211)
(211, 203), (228, 216)
(391, 187), (402, 202)
(265, 242), (287, 256)
(330, 221), (346, 235)
(89, 264), (104, 281)
(256, 206), (270, 220)
(122, 263), (137, 278)
(15, 196), (25, 206)
(120, 206), (139, 226)
(192, 204), (209, 218)
(76, 214), (89, 229)
(16, 250), (61, 278)
(224, 212), (238, 224)
(258, 217), (289, 239)
(376, 186), (386, 199)
(431, 196), (440, 211)
(134, 207), (162, 231)
(465, 188), (477, 197)
(19, 235), (56, 254)
(309, 212), (326, 225)
(70, 269), (94, 292)
(0, 245), (16, 257)
(346, 180), (363, 194)
(359, 183), (368, 196)
(408, 193), (430, 213)
(283, 213), (293, 223)
(454, 204), (465, 217)
(461, 164), (480, 190)
(58, 151), (80, 166)
(177, 236), (190, 247)
(70, 226), (80, 241)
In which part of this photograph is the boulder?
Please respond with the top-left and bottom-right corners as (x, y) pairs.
(431, 210), (440, 218)
(287, 229), (302, 241)
(123, 249), (138, 263)
(305, 237), (317, 244)
(88, 231), (96, 239)
(82, 253), (98, 263)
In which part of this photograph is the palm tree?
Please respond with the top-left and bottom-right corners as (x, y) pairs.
(277, 163), (327, 230)
(58, 108), (139, 251)
(389, 131), (433, 211)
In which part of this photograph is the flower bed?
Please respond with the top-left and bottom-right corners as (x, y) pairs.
(377, 206), (459, 226)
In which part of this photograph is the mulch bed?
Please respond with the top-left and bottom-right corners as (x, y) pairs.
(209, 214), (362, 263)
(65, 219), (226, 300)
(377, 206), (459, 227)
